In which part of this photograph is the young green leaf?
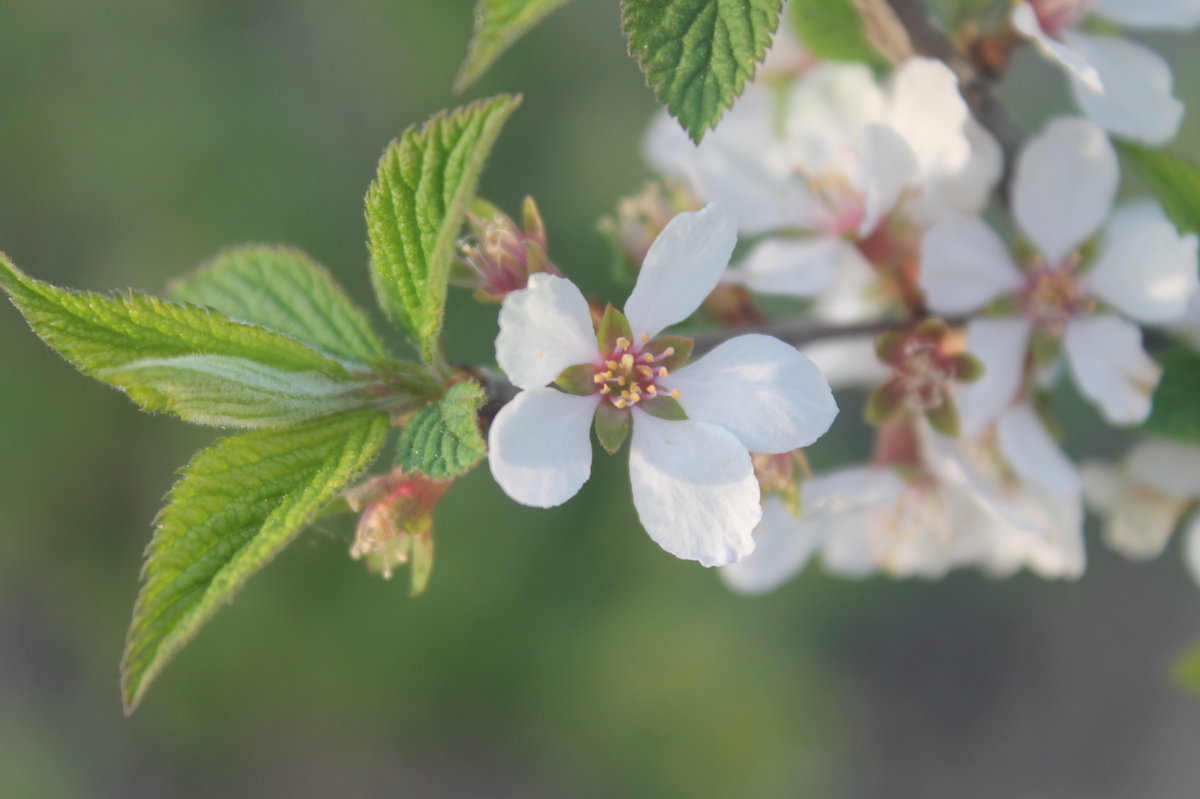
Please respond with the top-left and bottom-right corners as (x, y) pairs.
(1119, 144), (1200, 234)
(789, 0), (887, 68)
(121, 409), (390, 713)
(366, 95), (522, 363)
(456, 0), (575, 92)
(169, 245), (389, 363)
(622, 0), (784, 142)
(395, 380), (488, 479)
(0, 253), (386, 427)
(1144, 344), (1200, 443)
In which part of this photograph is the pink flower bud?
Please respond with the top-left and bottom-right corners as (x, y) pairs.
(457, 197), (560, 301)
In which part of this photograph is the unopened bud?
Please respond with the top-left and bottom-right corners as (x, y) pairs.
(457, 196), (560, 301)
(346, 468), (449, 594)
(598, 180), (700, 280)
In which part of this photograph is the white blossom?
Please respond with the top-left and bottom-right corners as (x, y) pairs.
(488, 203), (838, 567)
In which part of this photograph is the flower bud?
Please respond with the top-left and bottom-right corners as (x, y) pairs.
(345, 468), (449, 594)
(598, 180), (700, 280)
(457, 197), (560, 301)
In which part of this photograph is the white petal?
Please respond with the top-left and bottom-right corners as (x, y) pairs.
(1127, 439), (1200, 498)
(887, 58), (971, 176)
(919, 214), (1024, 314)
(1063, 31), (1185, 146)
(487, 388), (598, 508)
(859, 124), (918, 234)
(1093, 0), (1200, 30)
(1013, 117), (1117, 263)
(1088, 199), (1199, 323)
(784, 63), (888, 171)
(628, 413), (760, 567)
(495, 274), (598, 390)
(955, 317), (1034, 436)
(811, 245), (882, 323)
(664, 334), (838, 453)
(1104, 489), (1185, 561)
(906, 119), (1003, 223)
(1184, 510), (1200, 588)
(624, 202), (738, 339)
(803, 466), (907, 516)
(801, 335), (890, 389)
(730, 236), (841, 298)
(1011, 3), (1103, 90)
(996, 403), (1081, 495)
(1063, 315), (1161, 424)
(719, 496), (818, 595)
(819, 510), (884, 577)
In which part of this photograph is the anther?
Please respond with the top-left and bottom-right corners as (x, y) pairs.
(637, 365), (653, 377)
(658, 367), (669, 377)
(615, 398), (627, 409)
(600, 385), (611, 394)
(646, 385), (657, 396)
(641, 333), (650, 342)
(620, 353), (634, 370)
(660, 347), (675, 358)
(592, 373), (605, 383)
(616, 336), (632, 350)
(643, 353), (655, 362)
(606, 360), (618, 370)
(618, 376), (627, 386)
(670, 389), (681, 398)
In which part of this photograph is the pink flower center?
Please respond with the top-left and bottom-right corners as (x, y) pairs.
(1031, 0), (1094, 36)
(807, 171), (868, 236)
(592, 334), (680, 409)
(1021, 257), (1087, 332)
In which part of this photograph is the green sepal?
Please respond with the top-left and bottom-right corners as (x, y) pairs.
(875, 330), (904, 364)
(638, 395), (688, 421)
(864, 380), (904, 427)
(925, 394), (960, 437)
(954, 353), (985, 383)
(646, 335), (693, 371)
(1030, 326), (1062, 369)
(408, 529), (435, 597)
(594, 402), (632, 454)
(914, 318), (948, 338)
(555, 363), (600, 395)
(597, 304), (633, 354)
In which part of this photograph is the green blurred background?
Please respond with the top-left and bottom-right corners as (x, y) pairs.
(2, 2), (1200, 796)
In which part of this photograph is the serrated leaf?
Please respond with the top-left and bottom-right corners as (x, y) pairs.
(121, 409), (389, 713)
(789, 0), (887, 68)
(396, 380), (487, 479)
(456, 0), (575, 91)
(622, 0), (784, 142)
(1119, 144), (1200, 234)
(1144, 344), (1200, 443)
(169, 245), (388, 363)
(0, 253), (383, 427)
(366, 95), (522, 363)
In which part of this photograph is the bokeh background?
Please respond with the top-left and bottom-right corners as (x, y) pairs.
(3, 1), (1200, 796)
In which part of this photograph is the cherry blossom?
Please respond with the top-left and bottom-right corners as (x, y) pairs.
(919, 117), (1199, 432)
(487, 203), (838, 567)
(1012, 0), (1200, 145)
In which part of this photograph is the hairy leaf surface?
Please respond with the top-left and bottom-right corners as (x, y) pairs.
(456, 0), (575, 91)
(169, 246), (388, 363)
(366, 95), (522, 362)
(622, 0), (783, 142)
(121, 410), (389, 713)
(395, 380), (487, 479)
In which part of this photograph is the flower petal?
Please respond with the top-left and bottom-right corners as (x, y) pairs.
(1011, 3), (1103, 90)
(783, 63), (888, 171)
(663, 334), (838, 453)
(996, 403), (1081, 495)
(919, 214), (1024, 314)
(495, 273), (598, 390)
(730, 235), (844, 298)
(628, 413), (760, 567)
(1013, 117), (1117, 263)
(906, 119), (1003, 223)
(887, 58), (971, 177)
(1088, 199), (1200, 323)
(487, 388), (598, 508)
(1064, 315), (1161, 424)
(801, 335), (890, 389)
(719, 496), (818, 594)
(1093, 0), (1200, 30)
(1062, 31), (1185, 146)
(955, 317), (1034, 436)
(859, 123), (918, 234)
(624, 202), (738, 339)
(1184, 509), (1200, 588)
(1127, 438), (1200, 498)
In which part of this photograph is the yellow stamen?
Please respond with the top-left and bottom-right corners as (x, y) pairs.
(641, 333), (650, 342)
(660, 347), (675, 358)
(615, 398), (627, 409)
(670, 389), (681, 398)
(600, 385), (611, 395)
(606, 360), (618, 370)
(658, 367), (669, 377)
(616, 336), (632, 350)
(637, 365), (653, 377)
(646, 385), (658, 396)
(618, 376), (626, 386)
(620, 353), (634, 370)
(592, 373), (605, 383)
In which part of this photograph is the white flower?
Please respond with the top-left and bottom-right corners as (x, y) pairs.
(1082, 440), (1200, 584)
(1012, 0), (1198, 145)
(644, 58), (1000, 305)
(487, 203), (839, 567)
(919, 117), (1199, 432)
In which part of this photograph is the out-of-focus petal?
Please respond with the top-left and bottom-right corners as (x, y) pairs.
(719, 496), (819, 594)
(628, 413), (760, 567)
(495, 274), (599, 390)
(1127, 439), (1200, 498)
(1013, 117), (1117, 264)
(887, 57), (971, 176)
(859, 124), (918, 234)
(955, 317), (1034, 436)
(488, 388), (599, 508)
(1184, 509), (1200, 587)
(919, 214), (1024, 314)
(801, 335), (890, 389)
(664, 334), (838, 454)
(730, 236), (842, 298)
(1092, 0), (1200, 30)
(996, 403), (1081, 495)
(1011, 3), (1103, 90)
(907, 119), (1003, 223)
(1063, 314), (1161, 424)
(624, 203), (738, 339)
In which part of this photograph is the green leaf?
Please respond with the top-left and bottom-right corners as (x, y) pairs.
(1172, 639), (1200, 697)
(121, 409), (389, 713)
(395, 380), (487, 479)
(789, 0), (887, 68)
(456, 0), (575, 91)
(1119, 144), (1200, 234)
(1144, 344), (1200, 443)
(0, 253), (382, 427)
(622, 0), (784, 142)
(169, 245), (389, 363)
(366, 95), (522, 363)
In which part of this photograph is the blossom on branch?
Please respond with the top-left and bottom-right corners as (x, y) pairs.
(487, 203), (838, 567)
